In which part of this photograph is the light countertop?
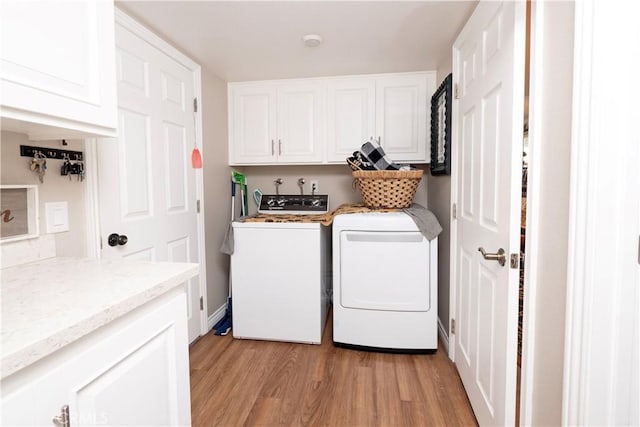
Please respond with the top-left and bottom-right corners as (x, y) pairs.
(1, 257), (199, 379)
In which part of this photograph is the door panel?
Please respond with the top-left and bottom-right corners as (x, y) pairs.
(452, 1), (525, 425)
(375, 74), (433, 162)
(124, 248), (155, 262)
(231, 86), (277, 163)
(480, 85), (501, 229)
(461, 106), (476, 219)
(99, 21), (202, 343)
(163, 122), (188, 213)
(327, 78), (376, 162)
(118, 109), (152, 219)
(277, 82), (324, 163)
(458, 249), (473, 365)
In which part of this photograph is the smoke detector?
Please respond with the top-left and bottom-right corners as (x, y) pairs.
(302, 34), (323, 47)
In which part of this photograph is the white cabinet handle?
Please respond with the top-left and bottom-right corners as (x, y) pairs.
(52, 405), (70, 427)
(278, 139), (282, 155)
(271, 139), (275, 156)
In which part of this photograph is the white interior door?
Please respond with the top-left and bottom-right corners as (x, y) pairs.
(97, 15), (203, 343)
(451, 1), (526, 425)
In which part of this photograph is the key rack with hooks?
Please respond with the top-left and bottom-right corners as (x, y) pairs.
(20, 145), (83, 162)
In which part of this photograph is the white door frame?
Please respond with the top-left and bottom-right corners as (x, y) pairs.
(562, 1), (639, 425)
(84, 9), (209, 338)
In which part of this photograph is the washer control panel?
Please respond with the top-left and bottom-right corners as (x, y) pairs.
(257, 194), (329, 214)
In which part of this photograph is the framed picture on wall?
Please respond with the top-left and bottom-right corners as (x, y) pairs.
(430, 73), (452, 175)
(0, 185), (39, 243)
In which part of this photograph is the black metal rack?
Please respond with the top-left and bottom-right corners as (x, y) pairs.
(20, 145), (83, 161)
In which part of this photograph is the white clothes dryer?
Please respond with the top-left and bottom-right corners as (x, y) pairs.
(332, 212), (438, 352)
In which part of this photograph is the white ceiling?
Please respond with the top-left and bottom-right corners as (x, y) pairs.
(117, 1), (477, 82)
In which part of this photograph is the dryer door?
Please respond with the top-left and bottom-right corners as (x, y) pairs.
(339, 230), (431, 312)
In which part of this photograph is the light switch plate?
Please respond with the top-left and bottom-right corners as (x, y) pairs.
(45, 202), (69, 233)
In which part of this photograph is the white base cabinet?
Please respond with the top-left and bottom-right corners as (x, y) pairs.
(0, 0), (117, 139)
(1, 290), (191, 426)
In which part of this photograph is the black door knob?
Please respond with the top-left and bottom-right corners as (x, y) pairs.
(108, 233), (128, 247)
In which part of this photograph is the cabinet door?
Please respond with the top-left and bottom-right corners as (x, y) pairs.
(276, 81), (325, 163)
(1, 292), (191, 426)
(229, 84), (277, 164)
(376, 73), (435, 163)
(326, 77), (376, 163)
(0, 0), (117, 139)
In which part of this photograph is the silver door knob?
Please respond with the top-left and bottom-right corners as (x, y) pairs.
(478, 247), (506, 266)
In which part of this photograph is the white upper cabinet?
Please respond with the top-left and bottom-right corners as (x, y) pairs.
(0, 1), (117, 140)
(326, 77), (376, 162)
(229, 84), (278, 164)
(327, 72), (435, 164)
(375, 73), (434, 163)
(229, 71), (435, 165)
(229, 81), (324, 165)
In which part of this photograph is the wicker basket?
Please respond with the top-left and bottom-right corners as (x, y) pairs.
(352, 169), (423, 208)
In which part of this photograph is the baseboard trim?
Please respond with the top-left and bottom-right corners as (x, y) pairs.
(438, 317), (449, 354)
(208, 303), (228, 330)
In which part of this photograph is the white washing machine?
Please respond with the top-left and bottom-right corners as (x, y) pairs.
(332, 212), (438, 352)
(230, 195), (331, 344)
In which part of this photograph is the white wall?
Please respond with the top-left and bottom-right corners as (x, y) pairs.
(201, 68), (232, 318)
(1, 131), (87, 260)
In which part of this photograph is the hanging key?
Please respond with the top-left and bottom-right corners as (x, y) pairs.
(30, 152), (47, 183)
(37, 158), (46, 183)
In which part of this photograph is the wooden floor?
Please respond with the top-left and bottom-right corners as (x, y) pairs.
(189, 318), (478, 426)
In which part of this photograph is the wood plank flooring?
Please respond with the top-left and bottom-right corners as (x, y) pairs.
(189, 317), (477, 426)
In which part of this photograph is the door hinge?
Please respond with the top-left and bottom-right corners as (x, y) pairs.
(510, 253), (520, 269)
(451, 318), (456, 334)
(452, 203), (457, 219)
(196, 199), (201, 213)
(454, 83), (460, 100)
(199, 296), (203, 311)
(193, 98), (198, 113)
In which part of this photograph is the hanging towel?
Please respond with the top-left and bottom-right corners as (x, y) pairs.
(402, 203), (443, 241)
(220, 221), (234, 255)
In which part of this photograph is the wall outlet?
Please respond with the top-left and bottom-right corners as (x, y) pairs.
(310, 180), (319, 194)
